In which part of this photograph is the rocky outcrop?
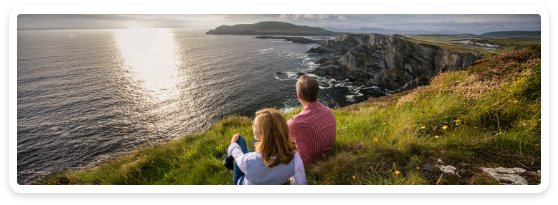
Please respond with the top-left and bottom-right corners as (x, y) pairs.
(306, 46), (337, 54)
(394, 75), (430, 93)
(255, 36), (324, 44)
(310, 33), (484, 92)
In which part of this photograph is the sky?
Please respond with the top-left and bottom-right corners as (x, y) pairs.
(16, 14), (541, 34)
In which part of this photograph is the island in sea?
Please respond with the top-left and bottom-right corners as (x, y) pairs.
(206, 21), (342, 36)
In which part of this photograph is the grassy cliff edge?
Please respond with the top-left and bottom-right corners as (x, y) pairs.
(38, 44), (541, 185)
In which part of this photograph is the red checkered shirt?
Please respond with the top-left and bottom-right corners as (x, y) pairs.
(287, 101), (336, 165)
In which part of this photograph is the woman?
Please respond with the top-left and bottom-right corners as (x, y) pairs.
(226, 108), (307, 185)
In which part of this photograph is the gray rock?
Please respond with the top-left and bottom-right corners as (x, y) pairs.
(436, 165), (457, 175)
(493, 167), (526, 174)
(482, 167), (529, 185)
(394, 76), (430, 93)
(306, 46), (337, 54)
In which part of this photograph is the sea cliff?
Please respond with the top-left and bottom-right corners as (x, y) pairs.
(310, 33), (484, 92)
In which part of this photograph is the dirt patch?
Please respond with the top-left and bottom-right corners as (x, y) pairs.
(344, 141), (365, 153)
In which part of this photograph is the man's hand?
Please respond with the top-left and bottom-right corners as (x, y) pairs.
(231, 133), (240, 144)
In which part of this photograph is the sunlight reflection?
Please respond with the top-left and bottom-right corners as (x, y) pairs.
(113, 28), (180, 102)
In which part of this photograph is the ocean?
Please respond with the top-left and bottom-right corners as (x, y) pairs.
(17, 28), (389, 184)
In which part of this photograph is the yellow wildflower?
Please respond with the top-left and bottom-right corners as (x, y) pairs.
(383, 123), (386, 125)
(374, 138), (379, 142)
(442, 125), (448, 130)
(421, 126), (426, 129)
(435, 135), (440, 139)
(395, 171), (400, 175)
(417, 167), (420, 170)
(353, 176), (355, 179)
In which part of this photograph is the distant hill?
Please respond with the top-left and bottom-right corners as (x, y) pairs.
(326, 27), (469, 35)
(206, 21), (342, 36)
(481, 31), (541, 38)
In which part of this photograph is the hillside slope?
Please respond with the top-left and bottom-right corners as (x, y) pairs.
(38, 44), (541, 185)
(481, 31), (541, 38)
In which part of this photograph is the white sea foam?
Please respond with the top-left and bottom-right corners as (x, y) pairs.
(280, 106), (297, 113)
(305, 74), (319, 78)
(274, 76), (287, 81)
(285, 72), (299, 79)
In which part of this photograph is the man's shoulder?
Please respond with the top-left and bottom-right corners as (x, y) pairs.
(314, 103), (335, 118)
(316, 102), (333, 112)
(288, 114), (304, 126)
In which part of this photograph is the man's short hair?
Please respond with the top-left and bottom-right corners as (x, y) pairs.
(296, 75), (319, 102)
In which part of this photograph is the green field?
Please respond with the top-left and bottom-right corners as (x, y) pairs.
(406, 34), (541, 56)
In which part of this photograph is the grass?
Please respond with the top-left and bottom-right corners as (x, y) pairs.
(405, 34), (541, 56)
(401, 36), (490, 55)
(37, 45), (542, 185)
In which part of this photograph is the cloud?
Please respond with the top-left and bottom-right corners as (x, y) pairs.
(303, 14), (316, 19)
(317, 14), (329, 19)
(279, 14), (290, 19)
(338, 15), (346, 20)
(293, 14), (304, 19)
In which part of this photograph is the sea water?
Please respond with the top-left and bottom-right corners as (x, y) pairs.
(17, 28), (388, 184)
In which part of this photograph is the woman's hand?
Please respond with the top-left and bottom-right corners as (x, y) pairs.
(231, 133), (240, 144)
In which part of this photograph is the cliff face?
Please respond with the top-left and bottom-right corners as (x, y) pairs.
(312, 33), (484, 92)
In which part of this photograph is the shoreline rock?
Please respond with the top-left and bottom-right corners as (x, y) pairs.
(255, 36), (325, 44)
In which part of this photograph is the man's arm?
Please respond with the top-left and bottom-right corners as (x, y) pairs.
(287, 118), (299, 150)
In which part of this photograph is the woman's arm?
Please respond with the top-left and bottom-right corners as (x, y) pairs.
(290, 152), (307, 185)
(227, 143), (249, 174)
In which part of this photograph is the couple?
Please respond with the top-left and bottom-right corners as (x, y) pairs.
(224, 75), (337, 185)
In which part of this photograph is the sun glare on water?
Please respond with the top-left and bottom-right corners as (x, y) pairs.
(112, 28), (180, 102)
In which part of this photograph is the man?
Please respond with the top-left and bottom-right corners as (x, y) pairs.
(287, 75), (336, 165)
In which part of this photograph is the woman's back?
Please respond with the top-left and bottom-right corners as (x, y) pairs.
(243, 152), (297, 185)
